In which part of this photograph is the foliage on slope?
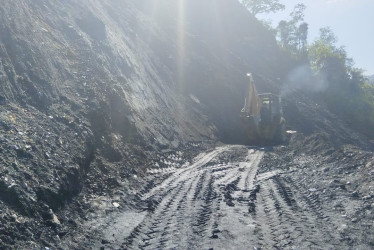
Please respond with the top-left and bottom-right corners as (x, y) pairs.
(308, 27), (374, 139)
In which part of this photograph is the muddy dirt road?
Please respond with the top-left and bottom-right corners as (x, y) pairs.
(78, 144), (372, 250)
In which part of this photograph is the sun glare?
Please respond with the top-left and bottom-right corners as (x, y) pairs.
(177, 0), (186, 90)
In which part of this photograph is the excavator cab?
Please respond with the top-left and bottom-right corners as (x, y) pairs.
(240, 74), (286, 144)
(258, 93), (282, 125)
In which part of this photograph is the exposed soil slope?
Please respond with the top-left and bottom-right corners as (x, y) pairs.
(0, 0), (373, 249)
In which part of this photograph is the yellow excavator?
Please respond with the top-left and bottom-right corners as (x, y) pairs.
(240, 73), (286, 144)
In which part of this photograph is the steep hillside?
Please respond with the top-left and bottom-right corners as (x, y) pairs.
(0, 0), (214, 147)
(0, 0), (289, 143)
(1, 0), (373, 249)
(0, 0), (288, 247)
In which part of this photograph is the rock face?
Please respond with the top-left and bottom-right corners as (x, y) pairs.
(0, 0), (288, 246)
(0, 0), (287, 146)
(0, 0), (214, 148)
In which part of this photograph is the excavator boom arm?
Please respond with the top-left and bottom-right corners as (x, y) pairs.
(244, 74), (261, 116)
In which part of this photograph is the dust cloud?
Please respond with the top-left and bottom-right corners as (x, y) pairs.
(281, 64), (329, 97)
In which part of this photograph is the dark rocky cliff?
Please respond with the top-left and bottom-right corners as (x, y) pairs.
(0, 0), (287, 145)
(4, 1), (371, 248)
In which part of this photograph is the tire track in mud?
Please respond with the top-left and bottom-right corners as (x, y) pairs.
(252, 174), (340, 249)
(119, 145), (341, 249)
(140, 146), (230, 201)
(121, 145), (264, 249)
(124, 174), (202, 249)
(123, 146), (240, 249)
(242, 149), (264, 191)
(282, 175), (340, 248)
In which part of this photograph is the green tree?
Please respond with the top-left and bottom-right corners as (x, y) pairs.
(308, 27), (348, 82)
(297, 22), (308, 52)
(278, 20), (291, 48)
(319, 27), (337, 45)
(290, 3), (306, 23)
(308, 27), (374, 138)
(276, 4), (308, 55)
(240, 0), (285, 16)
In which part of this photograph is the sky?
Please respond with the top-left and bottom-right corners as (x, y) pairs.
(258, 0), (374, 75)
